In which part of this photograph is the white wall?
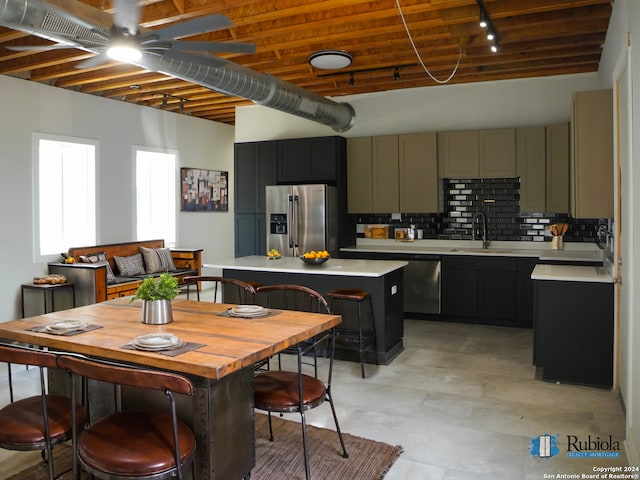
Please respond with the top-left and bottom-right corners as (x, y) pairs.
(599, 0), (640, 467)
(0, 75), (235, 321)
(235, 73), (600, 141)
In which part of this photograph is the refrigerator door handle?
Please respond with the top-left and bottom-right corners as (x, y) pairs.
(288, 194), (297, 250)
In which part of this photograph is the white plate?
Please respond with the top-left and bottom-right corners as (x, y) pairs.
(134, 333), (179, 349)
(231, 305), (264, 315)
(46, 320), (86, 332)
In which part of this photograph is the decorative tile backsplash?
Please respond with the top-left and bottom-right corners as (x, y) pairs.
(354, 178), (607, 243)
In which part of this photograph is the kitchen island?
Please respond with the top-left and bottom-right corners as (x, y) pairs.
(204, 256), (407, 364)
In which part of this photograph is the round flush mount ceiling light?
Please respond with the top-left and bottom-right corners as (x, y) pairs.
(308, 50), (352, 70)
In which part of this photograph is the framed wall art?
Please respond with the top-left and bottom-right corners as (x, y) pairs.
(180, 168), (228, 211)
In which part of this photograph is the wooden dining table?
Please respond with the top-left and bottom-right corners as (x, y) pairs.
(0, 297), (342, 480)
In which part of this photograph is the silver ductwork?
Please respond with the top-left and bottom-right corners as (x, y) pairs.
(0, 0), (355, 131)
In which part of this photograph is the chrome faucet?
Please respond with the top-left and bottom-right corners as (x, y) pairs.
(472, 212), (490, 249)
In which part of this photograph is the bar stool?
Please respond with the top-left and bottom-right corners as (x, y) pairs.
(326, 288), (377, 378)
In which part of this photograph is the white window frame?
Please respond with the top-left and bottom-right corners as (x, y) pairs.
(134, 147), (177, 247)
(33, 133), (98, 262)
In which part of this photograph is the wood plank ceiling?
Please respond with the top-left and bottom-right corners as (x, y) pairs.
(0, 0), (613, 126)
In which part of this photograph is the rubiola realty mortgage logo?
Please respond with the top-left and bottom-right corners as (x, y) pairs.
(529, 433), (622, 459)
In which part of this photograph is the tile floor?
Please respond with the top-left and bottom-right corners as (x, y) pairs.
(304, 320), (628, 480)
(0, 319), (629, 480)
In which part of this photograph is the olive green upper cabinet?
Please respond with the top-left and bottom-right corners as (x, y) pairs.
(516, 127), (546, 213)
(439, 129), (516, 178)
(517, 124), (569, 214)
(438, 130), (479, 178)
(372, 135), (400, 213)
(346, 137), (373, 213)
(399, 132), (439, 213)
(570, 89), (613, 219)
(479, 128), (516, 178)
(545, 123), (570, 213)
(347, 133), (439, 214)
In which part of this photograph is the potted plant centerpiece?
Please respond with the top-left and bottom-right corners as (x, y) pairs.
(130, 273), (180, 324)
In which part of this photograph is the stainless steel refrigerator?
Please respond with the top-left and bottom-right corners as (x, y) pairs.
(266, 184), (338, 257)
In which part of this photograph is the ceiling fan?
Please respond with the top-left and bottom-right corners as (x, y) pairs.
(0, 0), (355, 131)
(4, 0), (256, 68)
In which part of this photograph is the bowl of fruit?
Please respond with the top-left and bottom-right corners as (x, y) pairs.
(300, 250), (330, 265)
(267, 249), (281, 259)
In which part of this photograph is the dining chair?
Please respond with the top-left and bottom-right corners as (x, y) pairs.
(254, 284), (331, 375)
(183, 275), (257, 304)
(252, 285), (349, 480)
(57, 355), (196, 480)
(0, 343), (87, 480)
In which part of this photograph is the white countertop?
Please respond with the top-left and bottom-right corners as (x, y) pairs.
(341, 239), (605, 263)
(531, 264), (614, 283)
(204, 255), (408, 277)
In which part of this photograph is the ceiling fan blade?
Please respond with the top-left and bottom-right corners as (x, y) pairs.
(142, 14), (233, 43)
(148, 40), (256, 54)
(5, 44), (76, 52)
(75, 51), (110, 69)
(112, 0), (141, 35)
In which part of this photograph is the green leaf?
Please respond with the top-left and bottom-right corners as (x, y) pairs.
(130, 273), (180, 302)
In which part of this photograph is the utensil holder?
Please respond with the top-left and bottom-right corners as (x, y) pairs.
(551, 236), (564, 250)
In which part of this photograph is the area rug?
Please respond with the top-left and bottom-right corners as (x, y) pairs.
(6, 414), (402, 480)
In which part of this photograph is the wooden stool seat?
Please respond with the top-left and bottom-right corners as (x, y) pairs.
(326, 288), (369, 302)
(78, 410), (195, 477)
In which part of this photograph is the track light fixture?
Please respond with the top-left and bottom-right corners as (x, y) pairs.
(478, 7), (488, 28)
(476, 0), (499, 53)
(318, 64), (415, 86)
(159, 92), (190, 109)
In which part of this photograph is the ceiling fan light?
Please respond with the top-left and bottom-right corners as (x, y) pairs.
(107, 43), (142, 63)
(308, 50), (352, 70)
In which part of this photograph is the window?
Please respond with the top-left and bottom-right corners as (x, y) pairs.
(135, 148), (176, 246)
(36, 135), (96, 257)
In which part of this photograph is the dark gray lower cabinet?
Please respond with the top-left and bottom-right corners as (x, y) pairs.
(234, 214), (266, 258)
(441, 255), (519, 326)
(534, 280), (613, 388)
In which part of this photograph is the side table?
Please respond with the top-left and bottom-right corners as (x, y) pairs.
(21, 283), (76, 318)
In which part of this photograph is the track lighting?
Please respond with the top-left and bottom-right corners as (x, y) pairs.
(394, 67), (400, 81)
(479, 7), (488, 28)
(476, 0), (499, 53)
(159, 92), (189, 109)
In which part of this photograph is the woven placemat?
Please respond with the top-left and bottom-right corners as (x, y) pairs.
(26, 324), (103, 336)
(120, 341), (205, 357)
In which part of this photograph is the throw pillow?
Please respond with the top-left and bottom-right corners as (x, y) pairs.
(79, 251), (117, 284)
(113, 253), (146, 277)
(140, 247), (176, 273)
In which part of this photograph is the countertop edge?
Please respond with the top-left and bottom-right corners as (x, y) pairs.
(531, 264), (614, 283)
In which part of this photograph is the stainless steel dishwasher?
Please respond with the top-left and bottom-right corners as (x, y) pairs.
(402, 255), (441, 315)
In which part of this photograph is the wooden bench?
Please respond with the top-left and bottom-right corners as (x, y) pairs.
(48, 240), (202, 306)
